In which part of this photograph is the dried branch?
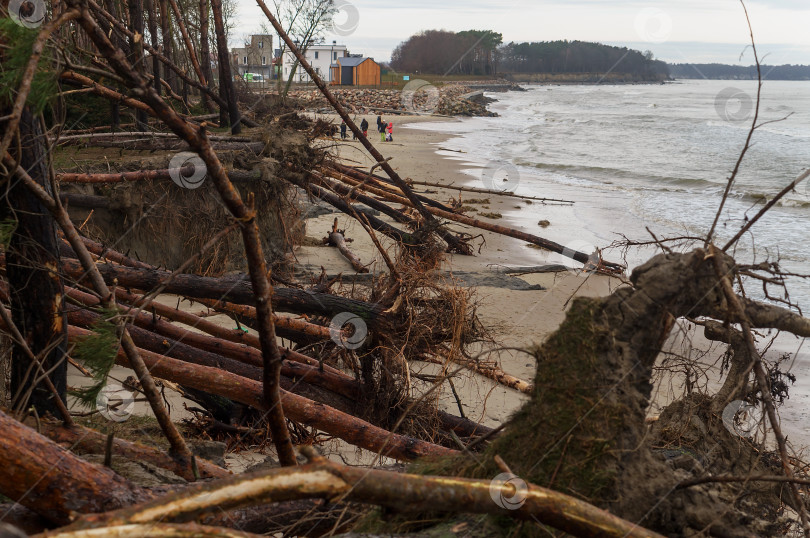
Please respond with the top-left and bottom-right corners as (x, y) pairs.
(59, 447), (664, 538)
(63, 3), (297, 465)
(4, 156), (194, 466)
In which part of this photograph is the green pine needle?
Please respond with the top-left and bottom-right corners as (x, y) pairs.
(0, 219), (18, 250)
(0, 19), (58, 113)
(69, 308), (121, 408)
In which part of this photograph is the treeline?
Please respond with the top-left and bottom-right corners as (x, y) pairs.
(390, 30), (502, 76)
(499, 40), (668, 80)
(668, 63), (810, 80)
(390, 31), (669, 81)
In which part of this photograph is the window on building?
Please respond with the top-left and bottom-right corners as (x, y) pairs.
(314, 51), (319, 59)
(333, 52), (337, 61)
(262, 57), (266, 65)
(258, 40), (263, 48)
(243, 56), (247, 65)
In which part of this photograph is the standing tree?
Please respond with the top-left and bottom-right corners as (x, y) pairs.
(211, 0), (241, 132)
(272, 0), (334, 98)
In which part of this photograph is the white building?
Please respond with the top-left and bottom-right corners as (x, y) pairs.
(281, 41), (348, 83)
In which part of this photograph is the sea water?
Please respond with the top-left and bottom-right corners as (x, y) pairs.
(408, 79), (810, 441)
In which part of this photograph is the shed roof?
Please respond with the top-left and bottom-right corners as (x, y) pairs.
(338, 56), (372, 67)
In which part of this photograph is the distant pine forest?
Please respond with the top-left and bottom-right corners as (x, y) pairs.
(390, 31), (669, 81)
(668, 63), (810, 80)
(389, 30), (809, 82)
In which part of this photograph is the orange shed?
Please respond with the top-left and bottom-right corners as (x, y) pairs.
(329, 57), (381, 86)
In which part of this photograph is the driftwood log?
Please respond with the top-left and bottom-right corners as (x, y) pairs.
(327, 218), (368, 273)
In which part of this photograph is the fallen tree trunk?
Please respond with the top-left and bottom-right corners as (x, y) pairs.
(190, 297), (332, 341)
(0, 410), (344, 532)
(65, 305), (358, 413)
(59, 447), (664, 538)
(67, 324), (456, 461)
(60, 257), (387, 323)
(327, 163), (461, 214)
(59, 192), (111, 209)
(59, 71), (154, 116)
(111, 288), (341, 374)
(422, 352), (533, 394)
(55, 131), (253, 143)
(334, 162), (575, 205)
(307, 170), (475, 253)
(57, 167), (261, 184)
(287, 175), (420, 247)
(324, 166), (623, 272)
(106, 290), (493, 439)
(328, 218), (368, 273)
(0, 409), (151, 525)
(59, 138), (265, 153)
(39, 420), (230, 480)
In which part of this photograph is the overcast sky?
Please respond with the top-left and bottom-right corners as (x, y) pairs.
(233, 0), (810, 65)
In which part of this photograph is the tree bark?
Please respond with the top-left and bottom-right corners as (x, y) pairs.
(40, 420), (230, 480)
(127, 0), (149, 131)
(167, 0), (212, 111)
(0, 409), (151, 525)
(69, 322), (455, 461)
(328, 218), (368, 273)
(325, 165), (624, 271)
(59, 257), (387, 323)
(145, 0), (162, 95)
(159, 0), (176, 94)
(210, 0), (240, 133)
(2, 109), (69, 417)
(199, 0), (216, 113)
(59, 448), (663, 538)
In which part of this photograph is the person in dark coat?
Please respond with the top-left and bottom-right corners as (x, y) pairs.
(340, 121), (347, 139)
(377, 116), (386, 141)
(360, 118), (369, 138)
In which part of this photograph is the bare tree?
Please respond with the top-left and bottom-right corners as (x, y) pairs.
(272, 0), (334, 97)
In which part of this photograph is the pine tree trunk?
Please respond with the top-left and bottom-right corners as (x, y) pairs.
(128, 0), (148, 131)
(159, 0), (176, 93)
(211, 0), (240, 133)
(145, 0), (162, 94)
(2, 109), (68, 417)
(199, 0), (216, 113)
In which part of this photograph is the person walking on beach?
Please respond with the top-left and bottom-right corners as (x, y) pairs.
(360, 118), (369, 138)
(386, 121), (393, 142)
(377, 116), (385, 141)
(340, 121), (347, 139)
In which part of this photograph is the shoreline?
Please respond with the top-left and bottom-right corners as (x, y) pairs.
(305, 112), (622, 427)
(307, 110), (810, 448)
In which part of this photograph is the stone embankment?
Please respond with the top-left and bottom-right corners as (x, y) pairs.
(289, 80), (523, 117)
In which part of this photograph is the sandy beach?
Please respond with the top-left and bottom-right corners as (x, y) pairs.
(303, 110), (810, 450)
(301, 112), (623, 428)
(66, 109), (809, 471)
